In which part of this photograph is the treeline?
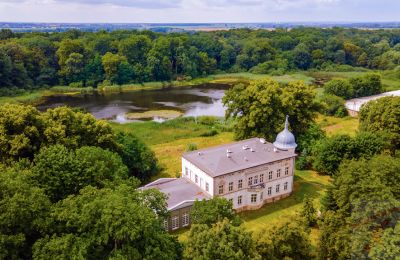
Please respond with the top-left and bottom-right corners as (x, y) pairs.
(1, 27), (400, 91)
(224, 78), (400, 258)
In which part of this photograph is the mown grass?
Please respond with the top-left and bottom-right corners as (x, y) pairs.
(317, 115), (359, 137)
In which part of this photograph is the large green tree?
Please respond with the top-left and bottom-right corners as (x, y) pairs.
(0, 167), (51, 259)
(223, 78), (320, 141)
(184, 219), (259, 260)
(190, 197), (242, 226)
(359, 96), (400, 152)
(31, 145), (129, 202)
(32, 184), (181, 259)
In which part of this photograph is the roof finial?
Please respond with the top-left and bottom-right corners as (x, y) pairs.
(285, 115), (289, 130)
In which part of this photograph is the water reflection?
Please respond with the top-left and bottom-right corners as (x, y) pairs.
(38, 84), (230, 123)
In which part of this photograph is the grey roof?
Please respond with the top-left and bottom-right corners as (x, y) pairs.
(345, 90), (400, 112)
(183, 137), (296, 177)
(273, 116), (297, 150)
(142, 178), (210, 211)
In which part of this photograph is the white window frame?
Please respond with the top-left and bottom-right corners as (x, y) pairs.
(254, 175), (258, 184)
(251, 194), (257, 203)
(164, 219), (169, 231)
(182, 213), (190, 227)
(219, 185), (224, 194)
(260, 174), (264, 183)
(238, 179), (243, 189)
(172, 216), (179, 230)
(276, 184), (280, 193)
(228, 182), (233, 191)
(284, 182), (288, 191)
(206, 182), (209, 192)
(268, 171), (273, 180)
(268, 187), (272, 195)
(248, 177), (253, 186)
(238, 195), (242, 205)
(285, 167), (289, 175)
(277, 169), (281, 178)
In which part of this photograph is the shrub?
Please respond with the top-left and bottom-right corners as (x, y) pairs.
(186, 143), (198, 151)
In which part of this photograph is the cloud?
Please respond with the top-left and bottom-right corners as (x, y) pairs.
(0, 0), (182, 8)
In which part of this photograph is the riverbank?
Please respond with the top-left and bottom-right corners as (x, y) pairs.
(1, 69), (399, 106)
(0, 72), (313, 106)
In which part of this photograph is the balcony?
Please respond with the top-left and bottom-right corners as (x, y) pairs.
(247, 183), (265, 192)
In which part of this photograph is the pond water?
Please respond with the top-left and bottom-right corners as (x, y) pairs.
(37, 83), (230, 123)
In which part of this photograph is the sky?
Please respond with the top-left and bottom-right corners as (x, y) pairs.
(0, 0), (399, 23)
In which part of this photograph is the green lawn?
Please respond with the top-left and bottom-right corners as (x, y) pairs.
(317, 115), (359, 137)
(240, 170), (331, 232)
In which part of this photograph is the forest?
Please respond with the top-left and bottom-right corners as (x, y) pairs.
(1, 27), (400, 95)
(1, 26), (400, 259)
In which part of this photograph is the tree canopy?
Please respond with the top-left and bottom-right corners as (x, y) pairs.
(223, 78), (319, 141)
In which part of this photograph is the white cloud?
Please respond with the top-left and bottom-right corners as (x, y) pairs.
(0, 0), (398, 23)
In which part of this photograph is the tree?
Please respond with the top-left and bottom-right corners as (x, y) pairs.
(101, 52), (128, 84)
(349, 73), (382, 98)
(359, 96), (400, 152)
(369, 223), (400, 259)
(0, 103), (44, 162)
(191, 197), (242, 226)
(324, 79), (353, 99)
(301, 197), (317, 227)
(319, 155), (400, 259)
(0, 167), (51, 259)
(30, 145), (129, 202)
(116, 132), (158, 181)
(0, 104), (118, 162)
(255, 219), (312, 260)
(184, 219), (260, 260)
(319, 94), (348, 117)
(32, 184), (181, 259)
(311, 132), (386, 175)
(223, 78), (319, 141)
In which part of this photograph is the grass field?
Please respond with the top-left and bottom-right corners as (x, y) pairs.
(317, 115), (359, 136)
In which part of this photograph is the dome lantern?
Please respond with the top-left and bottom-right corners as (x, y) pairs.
(273, 115), (297, 151)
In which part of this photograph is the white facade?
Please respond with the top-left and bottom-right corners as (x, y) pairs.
(182, 156), (295, 210)
(182, 157), (215, 196)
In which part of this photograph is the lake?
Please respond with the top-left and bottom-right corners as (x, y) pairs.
(37, 83), (230, 123)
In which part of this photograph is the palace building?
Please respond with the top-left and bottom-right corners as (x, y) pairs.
(142, 116), (297, 231)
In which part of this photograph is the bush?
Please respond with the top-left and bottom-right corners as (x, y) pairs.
(319, 94), (348, 117)
(200, 129), (219, 137)
(186, 143), (198, 152)
(324, 79), (353, 99)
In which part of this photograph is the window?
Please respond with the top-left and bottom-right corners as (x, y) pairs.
(164, 220), (168, 231)
(172, 216), (179, 230)
(268, 187), (272, 195)
(276, 184), (280, 193)
(277, 169), (281, 178)
(182, 213), (190, 227)
(260, 174), (264, 183)
(285, 167), (289, 175)
(251, 194), (257, 203)
(238, 179), (243, 189)
(238, 195), (242, 205)
(229, 182), (233, 191)
(185, 167), (189, 176)
(254, 175), (258, 184)
(195, 174), (198, 184)
(248, 177), (253, 186)
(284, 182), (288, 191)
(268, 171), (273, 180)
(206, 182), (209, 192)
(260, 192), (263, 200)
(219, 185), (224, 195)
